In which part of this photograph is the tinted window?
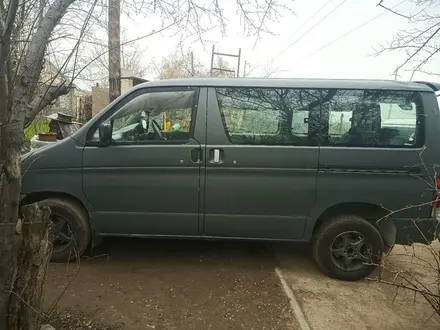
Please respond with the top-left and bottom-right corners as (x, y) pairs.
(215, 87), (321, 145)
(322, 89), (423, 148)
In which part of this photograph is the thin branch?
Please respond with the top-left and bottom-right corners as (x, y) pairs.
(69, 21), (178, 85)
(7, 290), (49, 322)
(377, 0), (411, 19)
(410, 47), (440, 80)
(410, 69), (440, 76)
(6, 52), (13, 113)
(367, 271), (440, 298)
(3, 0), (20, 39)
(396, 25), (440, 73)
(0, 17), (4, 36)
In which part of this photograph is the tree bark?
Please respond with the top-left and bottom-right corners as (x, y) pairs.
(0, 122), (23, 330)
(24, 84), (69, 127)
(11, 0), (76, 126)
(0, 0), (89, 328)
(0, 0), (77, 326)
(7, 203), (54, 330)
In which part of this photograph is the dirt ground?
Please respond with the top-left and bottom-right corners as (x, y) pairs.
(276, 241), (440, 330)
(43, 238), (440, 330)
(43, 239), (297, 330)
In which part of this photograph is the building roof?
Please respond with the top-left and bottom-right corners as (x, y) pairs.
(121, 76), (149, 86)
(134, 77), (435, 92)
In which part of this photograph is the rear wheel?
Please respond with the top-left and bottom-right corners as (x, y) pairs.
(37, 198), (91, 262)
(312, 215), (384, 281)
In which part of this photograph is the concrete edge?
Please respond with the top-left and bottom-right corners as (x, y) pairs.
(275, 267), (312, 330)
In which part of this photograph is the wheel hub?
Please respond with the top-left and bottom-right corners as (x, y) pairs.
(51, 213), (74, 253)
(330, 231), (373, 272)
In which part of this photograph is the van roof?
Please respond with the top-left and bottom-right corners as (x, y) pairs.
(135, 77), (434, 92)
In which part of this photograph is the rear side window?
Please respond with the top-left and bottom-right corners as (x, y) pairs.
(322, 89), (423, 148)
(215, 87), (321, 145)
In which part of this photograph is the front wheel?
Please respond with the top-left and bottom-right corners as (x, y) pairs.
(312, 215), (384, 281)
(37, 198), (92, 262)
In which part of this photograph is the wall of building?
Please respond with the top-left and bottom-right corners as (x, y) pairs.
(121, 68), (134, 93)
(40, 61), (91, 119)
(92, 87), (110, 117)
(91, 69), (147, 116)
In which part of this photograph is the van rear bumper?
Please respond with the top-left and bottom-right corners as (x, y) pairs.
(394, 217), (439, 245)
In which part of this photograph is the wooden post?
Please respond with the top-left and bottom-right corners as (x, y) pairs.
(190, 52), (195, 77)
(236, 48), (241, 77)
(8, 204), (54, 330)
(210, 45), (215, 77)
(108, 0), (121, 102)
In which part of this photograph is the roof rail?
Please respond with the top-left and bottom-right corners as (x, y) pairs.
(414, 81), (440, 92)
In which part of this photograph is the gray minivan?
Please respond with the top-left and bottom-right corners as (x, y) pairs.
(20, 78), (440, 281)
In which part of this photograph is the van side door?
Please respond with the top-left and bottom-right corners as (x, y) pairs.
(203, 87), (321, 240)
(82, 87), (206, 236)
(307, 88), (431, 242)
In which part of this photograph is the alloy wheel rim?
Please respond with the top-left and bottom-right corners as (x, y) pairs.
(330, 231), (373, 272)
(51, 213), (74, 253)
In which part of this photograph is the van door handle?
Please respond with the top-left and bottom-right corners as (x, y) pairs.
(190, 148), (202, 164)
(213, 149), (220, 163)
(209, 149), (224, 164)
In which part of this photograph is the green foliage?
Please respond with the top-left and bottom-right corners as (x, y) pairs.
(24, 118), (50, 140)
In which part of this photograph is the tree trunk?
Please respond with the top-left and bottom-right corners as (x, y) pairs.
(0, 123), (23, 330)
(7, 203), (54, 330)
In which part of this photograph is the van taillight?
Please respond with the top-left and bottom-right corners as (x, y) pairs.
(434, 177), (440, 207)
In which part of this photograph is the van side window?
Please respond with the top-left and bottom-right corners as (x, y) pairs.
(215, 87), (321, 145)
(322, 89), (423, 148)
(90, 90), (195, 143)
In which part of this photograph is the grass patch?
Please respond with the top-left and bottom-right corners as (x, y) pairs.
(24, 118), (50, 140)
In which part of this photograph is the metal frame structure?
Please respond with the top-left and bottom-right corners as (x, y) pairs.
(210, 45), (241, 78)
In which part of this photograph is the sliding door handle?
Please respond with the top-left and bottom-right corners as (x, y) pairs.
(209, 148), (224, 164)
(213, 149), (220, 163)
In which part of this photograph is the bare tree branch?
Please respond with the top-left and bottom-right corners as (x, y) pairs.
(376, 0), (440, 75)
(24, 83), (69, 124)
(69, 21), (178, 87)
(11, 0), (76, 123)
(377, 0), (411, 19)
(0, 0), (19, 121)
(410, 47), (440, 80)
(396, 25), (440, 72)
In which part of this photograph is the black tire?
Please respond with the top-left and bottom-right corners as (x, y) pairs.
(38, 198), (91, 262)
(312, 215), (384, 281)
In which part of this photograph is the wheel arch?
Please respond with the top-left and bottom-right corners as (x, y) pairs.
(20, 191), (95, 230)
(20, 191), (99, 251)
(310, 202), (396, 248)
(21, 191), (88, 211)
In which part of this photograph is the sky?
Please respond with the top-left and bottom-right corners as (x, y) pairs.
(97, 0), (440, 83)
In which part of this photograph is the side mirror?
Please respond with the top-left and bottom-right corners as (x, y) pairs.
(99, 122), (112, 144)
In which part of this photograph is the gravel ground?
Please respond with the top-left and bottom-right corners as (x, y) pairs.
(43, 238), (297, 330)
(47, 310), (121, 330)
(275, 241), (440, 330)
